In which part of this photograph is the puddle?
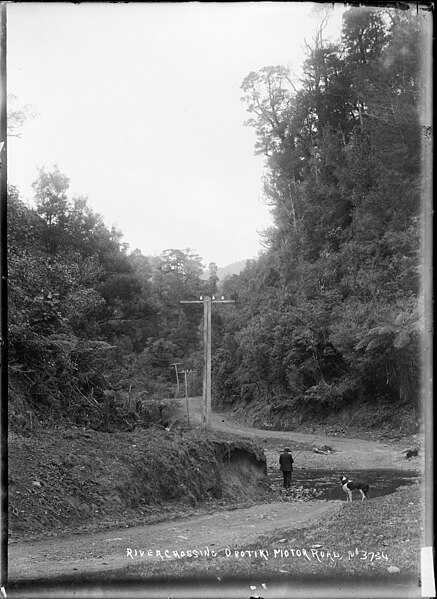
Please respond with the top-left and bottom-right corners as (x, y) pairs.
(289, 469), (420, 501)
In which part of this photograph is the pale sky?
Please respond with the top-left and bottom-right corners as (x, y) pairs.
(7, 2), (345, 268)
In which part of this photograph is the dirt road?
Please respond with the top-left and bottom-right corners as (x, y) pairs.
(191, 397), (418, 472)
(8, 501), (340, 582)
(8, 402), (420, 585)
(212, 413), (404, 471)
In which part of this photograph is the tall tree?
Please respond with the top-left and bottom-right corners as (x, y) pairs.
(32, 166), (70, 254)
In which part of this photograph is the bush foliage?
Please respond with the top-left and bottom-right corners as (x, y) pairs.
(213, 9), (423, 422)
(8, 8), (423, 431)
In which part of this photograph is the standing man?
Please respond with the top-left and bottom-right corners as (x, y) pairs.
(279, 447), (294, 489)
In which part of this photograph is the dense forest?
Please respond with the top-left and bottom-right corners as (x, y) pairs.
(213, 8), (423, 429)
(8, 175), (220, 429)
(8, 8), (424, 432)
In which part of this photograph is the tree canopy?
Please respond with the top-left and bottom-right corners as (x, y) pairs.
(213, 8), (423, 423)
(8, 173), (208, 429)
(8, 7), (423, 432)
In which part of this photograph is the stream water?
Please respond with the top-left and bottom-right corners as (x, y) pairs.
(287, 468), (420, 501)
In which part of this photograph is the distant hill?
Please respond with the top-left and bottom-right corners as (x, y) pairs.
(217, 260), (248, 280)
(202, 259), (248, 281)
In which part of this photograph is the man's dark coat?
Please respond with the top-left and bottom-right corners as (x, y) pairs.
(279, 451), (294, 471)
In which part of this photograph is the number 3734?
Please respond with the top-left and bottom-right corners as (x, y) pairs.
(348, 549), (389, 561)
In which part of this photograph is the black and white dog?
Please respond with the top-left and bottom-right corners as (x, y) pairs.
(340, 475), (369, 501)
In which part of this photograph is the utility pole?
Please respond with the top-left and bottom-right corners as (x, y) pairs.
(180, 369), (194, 425)
(180, 296), (234, 427)
(170, 362), (181, 396)
(203, 296), (211, 427)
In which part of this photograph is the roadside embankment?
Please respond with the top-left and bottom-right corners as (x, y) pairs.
(217, 398), (419, 440)
(9, 426), (268, 543)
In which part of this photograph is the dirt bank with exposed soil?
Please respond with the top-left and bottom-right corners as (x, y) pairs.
(8, 426), (267, 544)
